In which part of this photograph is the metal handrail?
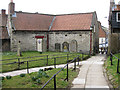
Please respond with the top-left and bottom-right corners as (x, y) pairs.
(41, 57), (78, 89)
(110, 52), (120, 74)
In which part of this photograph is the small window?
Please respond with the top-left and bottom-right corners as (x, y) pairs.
(65, 34), (67, 36)
(117, 12), (120, 22)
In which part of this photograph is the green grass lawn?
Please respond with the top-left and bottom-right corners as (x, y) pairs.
(2, 68), (78, 88)
(104, 53), (120, 88)
(1, 51), (89, 73)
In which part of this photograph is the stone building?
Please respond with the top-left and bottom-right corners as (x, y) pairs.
(0, 9), (10, 52)
(5, 1), (99, 54)
(108, 0), (120, 54)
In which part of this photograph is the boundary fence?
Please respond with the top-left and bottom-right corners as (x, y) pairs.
(1, 51), (90, 73)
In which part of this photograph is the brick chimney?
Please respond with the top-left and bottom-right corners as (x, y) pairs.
(8, 0), (15, 15)
(1, 9), (7, 27)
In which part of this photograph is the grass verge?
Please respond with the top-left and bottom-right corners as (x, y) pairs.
(104, 53), (120, 88)
(1, 51), (89, 73)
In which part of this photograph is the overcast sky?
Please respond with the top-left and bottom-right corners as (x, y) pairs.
(0, 0), (120, 28)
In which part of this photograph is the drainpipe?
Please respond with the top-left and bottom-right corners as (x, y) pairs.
(90, 31), (92, 55)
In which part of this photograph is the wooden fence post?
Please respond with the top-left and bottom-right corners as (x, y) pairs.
(27, 61), (29, 74)
(18, 58), (20, 69)
(54, 58), (56, 68)
(46, 55), (48, 65)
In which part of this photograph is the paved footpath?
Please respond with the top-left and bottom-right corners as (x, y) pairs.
(71, 54), (109, 89)
(0, 63), (76, 77)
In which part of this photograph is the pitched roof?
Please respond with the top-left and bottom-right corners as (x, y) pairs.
(51, 13), (93, 31)
(114, 5), (120, 11)
(98, 22), (106, 38)
(13, 12), (54, 31)
(12, 12), (94, 31)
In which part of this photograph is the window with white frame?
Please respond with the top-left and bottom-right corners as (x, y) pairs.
(116, 12), (120, 22)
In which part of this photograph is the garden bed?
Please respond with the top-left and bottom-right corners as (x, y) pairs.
(2, 68), (78, 88)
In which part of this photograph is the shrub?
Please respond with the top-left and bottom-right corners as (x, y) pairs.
(39, 69), (43, 72)
(31, 76), (37, 81)
(45, 74), (49, 78)
(36, 79), (41, 84)
(6, 76), (12, 79)
(20, 74), (26, 77)
(0, 77), (5, 80)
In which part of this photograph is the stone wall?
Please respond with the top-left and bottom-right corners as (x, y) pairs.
(49, 31), (91, 54)
(11, 31), (48, 52)
(0, 39), (10, 52)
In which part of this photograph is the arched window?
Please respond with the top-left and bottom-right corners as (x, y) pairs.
(62, 42), (69, 52)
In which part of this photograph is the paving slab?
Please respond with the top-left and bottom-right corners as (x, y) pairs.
(72, 78), (85, 85)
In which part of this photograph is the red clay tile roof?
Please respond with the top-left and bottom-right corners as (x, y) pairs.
(114, 5), (120, 11)
(51, 13), (93, 31)
(13, 12), (93, 31)
(0, 27), (9, 39)
(98, 22), (106, 38)
(13, 12), (54, 31)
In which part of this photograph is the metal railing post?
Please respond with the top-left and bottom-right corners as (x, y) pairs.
(67, 54), (69, 63)
(110, 53), (113, 65)
(67, 63), (68, 81)
(46, 55), (48, 65)
(27, 61), (29, 74)
(54, 58), (56, 68)
(54, 75), (56, 90)
(117, 59), (120, 73)
(18, 58), (20, 69)
(77, 56), (79, 65)
(82, 53), (83, 61)
(74, 58), (76, 70)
